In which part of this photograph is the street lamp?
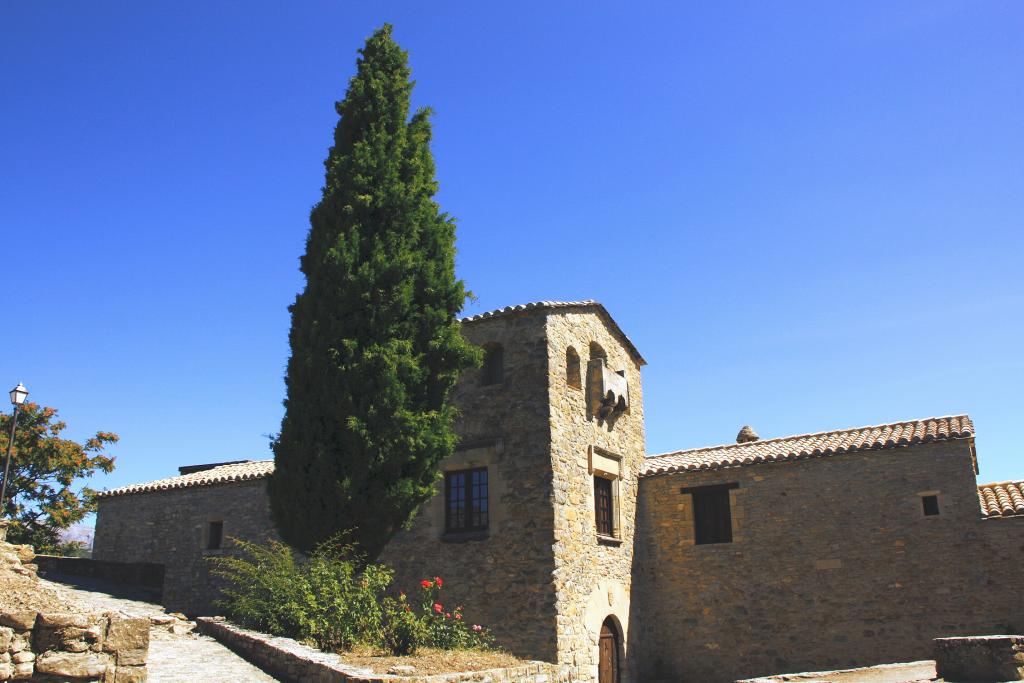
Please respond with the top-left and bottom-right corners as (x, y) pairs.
(1, 383), (29, 518)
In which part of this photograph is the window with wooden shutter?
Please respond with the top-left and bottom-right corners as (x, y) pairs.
(682, 483), (737, 545)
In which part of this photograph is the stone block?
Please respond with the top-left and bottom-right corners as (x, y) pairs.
(35, 650), (110, 678)
(104, 615), (149, 654)
(0, 625), (13, 650)
(12, 660), (35, 680)
(0, 610), (37, 631)
(114, 664), (148, 682)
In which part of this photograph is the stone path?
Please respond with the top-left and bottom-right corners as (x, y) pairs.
(742, 660), (938, 682)
(40, 573), (279, 683)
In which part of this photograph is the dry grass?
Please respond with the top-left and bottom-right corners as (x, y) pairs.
(341, 644), (525, 675)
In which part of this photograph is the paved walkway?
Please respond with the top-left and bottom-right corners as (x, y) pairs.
(41, 573), (279, 683)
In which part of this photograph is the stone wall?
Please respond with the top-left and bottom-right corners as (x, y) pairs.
(1, 522), (149, 682)
(544, 311), (646, 682)
(93, 478), (278, 615)
(197, 617), (573, 683)
(378, 312), (561, 662)
(633, 440), (1024, 683)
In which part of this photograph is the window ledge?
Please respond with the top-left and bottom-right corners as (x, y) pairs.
(441, 530), (489, 543)
(596, 534), (622, 546)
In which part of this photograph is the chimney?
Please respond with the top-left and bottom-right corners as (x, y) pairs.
(736, 425), (759, 443)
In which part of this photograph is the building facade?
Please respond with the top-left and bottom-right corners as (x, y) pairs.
(93, 301), (1024, 683)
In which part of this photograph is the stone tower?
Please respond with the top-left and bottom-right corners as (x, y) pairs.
(378, 300), (646, 681)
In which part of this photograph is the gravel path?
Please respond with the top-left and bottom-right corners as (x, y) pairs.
(41, 573), (279, 683)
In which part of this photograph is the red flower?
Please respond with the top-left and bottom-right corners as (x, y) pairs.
(455, 613), (463, 620)
(445, 612), (452, 619)
(434, 576), (443, 587)
(404, 605), (411, 612)
(472, 624), (483, 632)
(433, 603), (443, 614)
(421, 579), (433, 589)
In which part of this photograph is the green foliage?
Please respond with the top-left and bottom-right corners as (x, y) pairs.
(268, 23), (479, 557)
(209, 538), (492, 656)
(0, 403), (116, 553)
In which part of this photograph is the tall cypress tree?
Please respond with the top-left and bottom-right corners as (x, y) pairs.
(269, 25), (479, 557)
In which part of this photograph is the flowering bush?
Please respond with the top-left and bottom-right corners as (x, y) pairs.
(209, 539), (492, 656)
(414, 577), (492, 650)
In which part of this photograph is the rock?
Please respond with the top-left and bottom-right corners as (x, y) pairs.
(0, 661), (10, 681)
(10, 633), (29, 653)
(0, 610), (37, 630)
(168, 612), (188, 621)
(169, 621), (195, 636)
(114, 664), (148, 683)
(0, 625), (13, 650)
(37, 611), (94, 629)
(12, 660), (35, 680)
(104, 615), (149, 654)
(149, 614), (175, 626)
(11, 650), (34, 664)
(13, 544), (35, 564)
(35, 650), (109, 678)
(388, 664), (417, 675)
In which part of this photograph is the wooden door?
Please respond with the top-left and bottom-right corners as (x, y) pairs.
(599, 620), (619, 683)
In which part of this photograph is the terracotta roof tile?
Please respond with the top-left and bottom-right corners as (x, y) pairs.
(643, 415), (974, 477)
(98, 460), (274, 498)
(459, 300), (645, 365)
(978, 480), (1024, 517)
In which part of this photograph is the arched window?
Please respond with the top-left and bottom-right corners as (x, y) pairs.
(589, 341), (607, 362)
(566, 346), (581, 389)
(481, 343), (503, 386)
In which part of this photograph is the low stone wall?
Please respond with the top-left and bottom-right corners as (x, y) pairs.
(0, 609), (149, 682)
(934, 635), (1024, 682)
(34, 556), (164, 602)
(196, 617), (573, 683)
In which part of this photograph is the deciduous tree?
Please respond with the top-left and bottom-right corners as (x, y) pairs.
(0, 403), (116, 553)
(269, 25), (478, 557)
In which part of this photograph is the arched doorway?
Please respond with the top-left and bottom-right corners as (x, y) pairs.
(599, 617), (620, 683)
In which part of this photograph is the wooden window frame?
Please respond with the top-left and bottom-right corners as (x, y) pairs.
(594, 475), (615, 537)
(445, 467), (489, 534)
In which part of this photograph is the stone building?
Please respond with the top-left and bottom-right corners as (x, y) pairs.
(93, 300), (1024, 683)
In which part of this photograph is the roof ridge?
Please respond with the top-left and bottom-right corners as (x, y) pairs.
(458, 299), (646, 365)
(979, 479), (1024, 487)
(647, 414), (972, 460)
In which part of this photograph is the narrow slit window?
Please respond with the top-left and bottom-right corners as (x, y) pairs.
(207, 521), (224, 550)
(481, 344), (503, 386)
(566, 346), (581, 389)
(922, 495), (940, 516)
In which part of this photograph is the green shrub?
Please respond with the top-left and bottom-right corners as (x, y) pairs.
(208, 536), (389, 651)
(208, 539), (493, 656)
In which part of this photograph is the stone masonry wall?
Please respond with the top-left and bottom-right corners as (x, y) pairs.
(545, 311), (646, 682)
(633, 440), (1024, 683)
(379, 312), (561, 662)
(93, 478), (278, 616)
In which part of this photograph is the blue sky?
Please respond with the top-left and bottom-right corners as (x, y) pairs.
(2, 1), (1022, 502)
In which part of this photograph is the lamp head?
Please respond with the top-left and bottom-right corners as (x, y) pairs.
(9, 383), (28, 406)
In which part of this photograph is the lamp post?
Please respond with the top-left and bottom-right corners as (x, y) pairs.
(0, 383), (29, 518)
